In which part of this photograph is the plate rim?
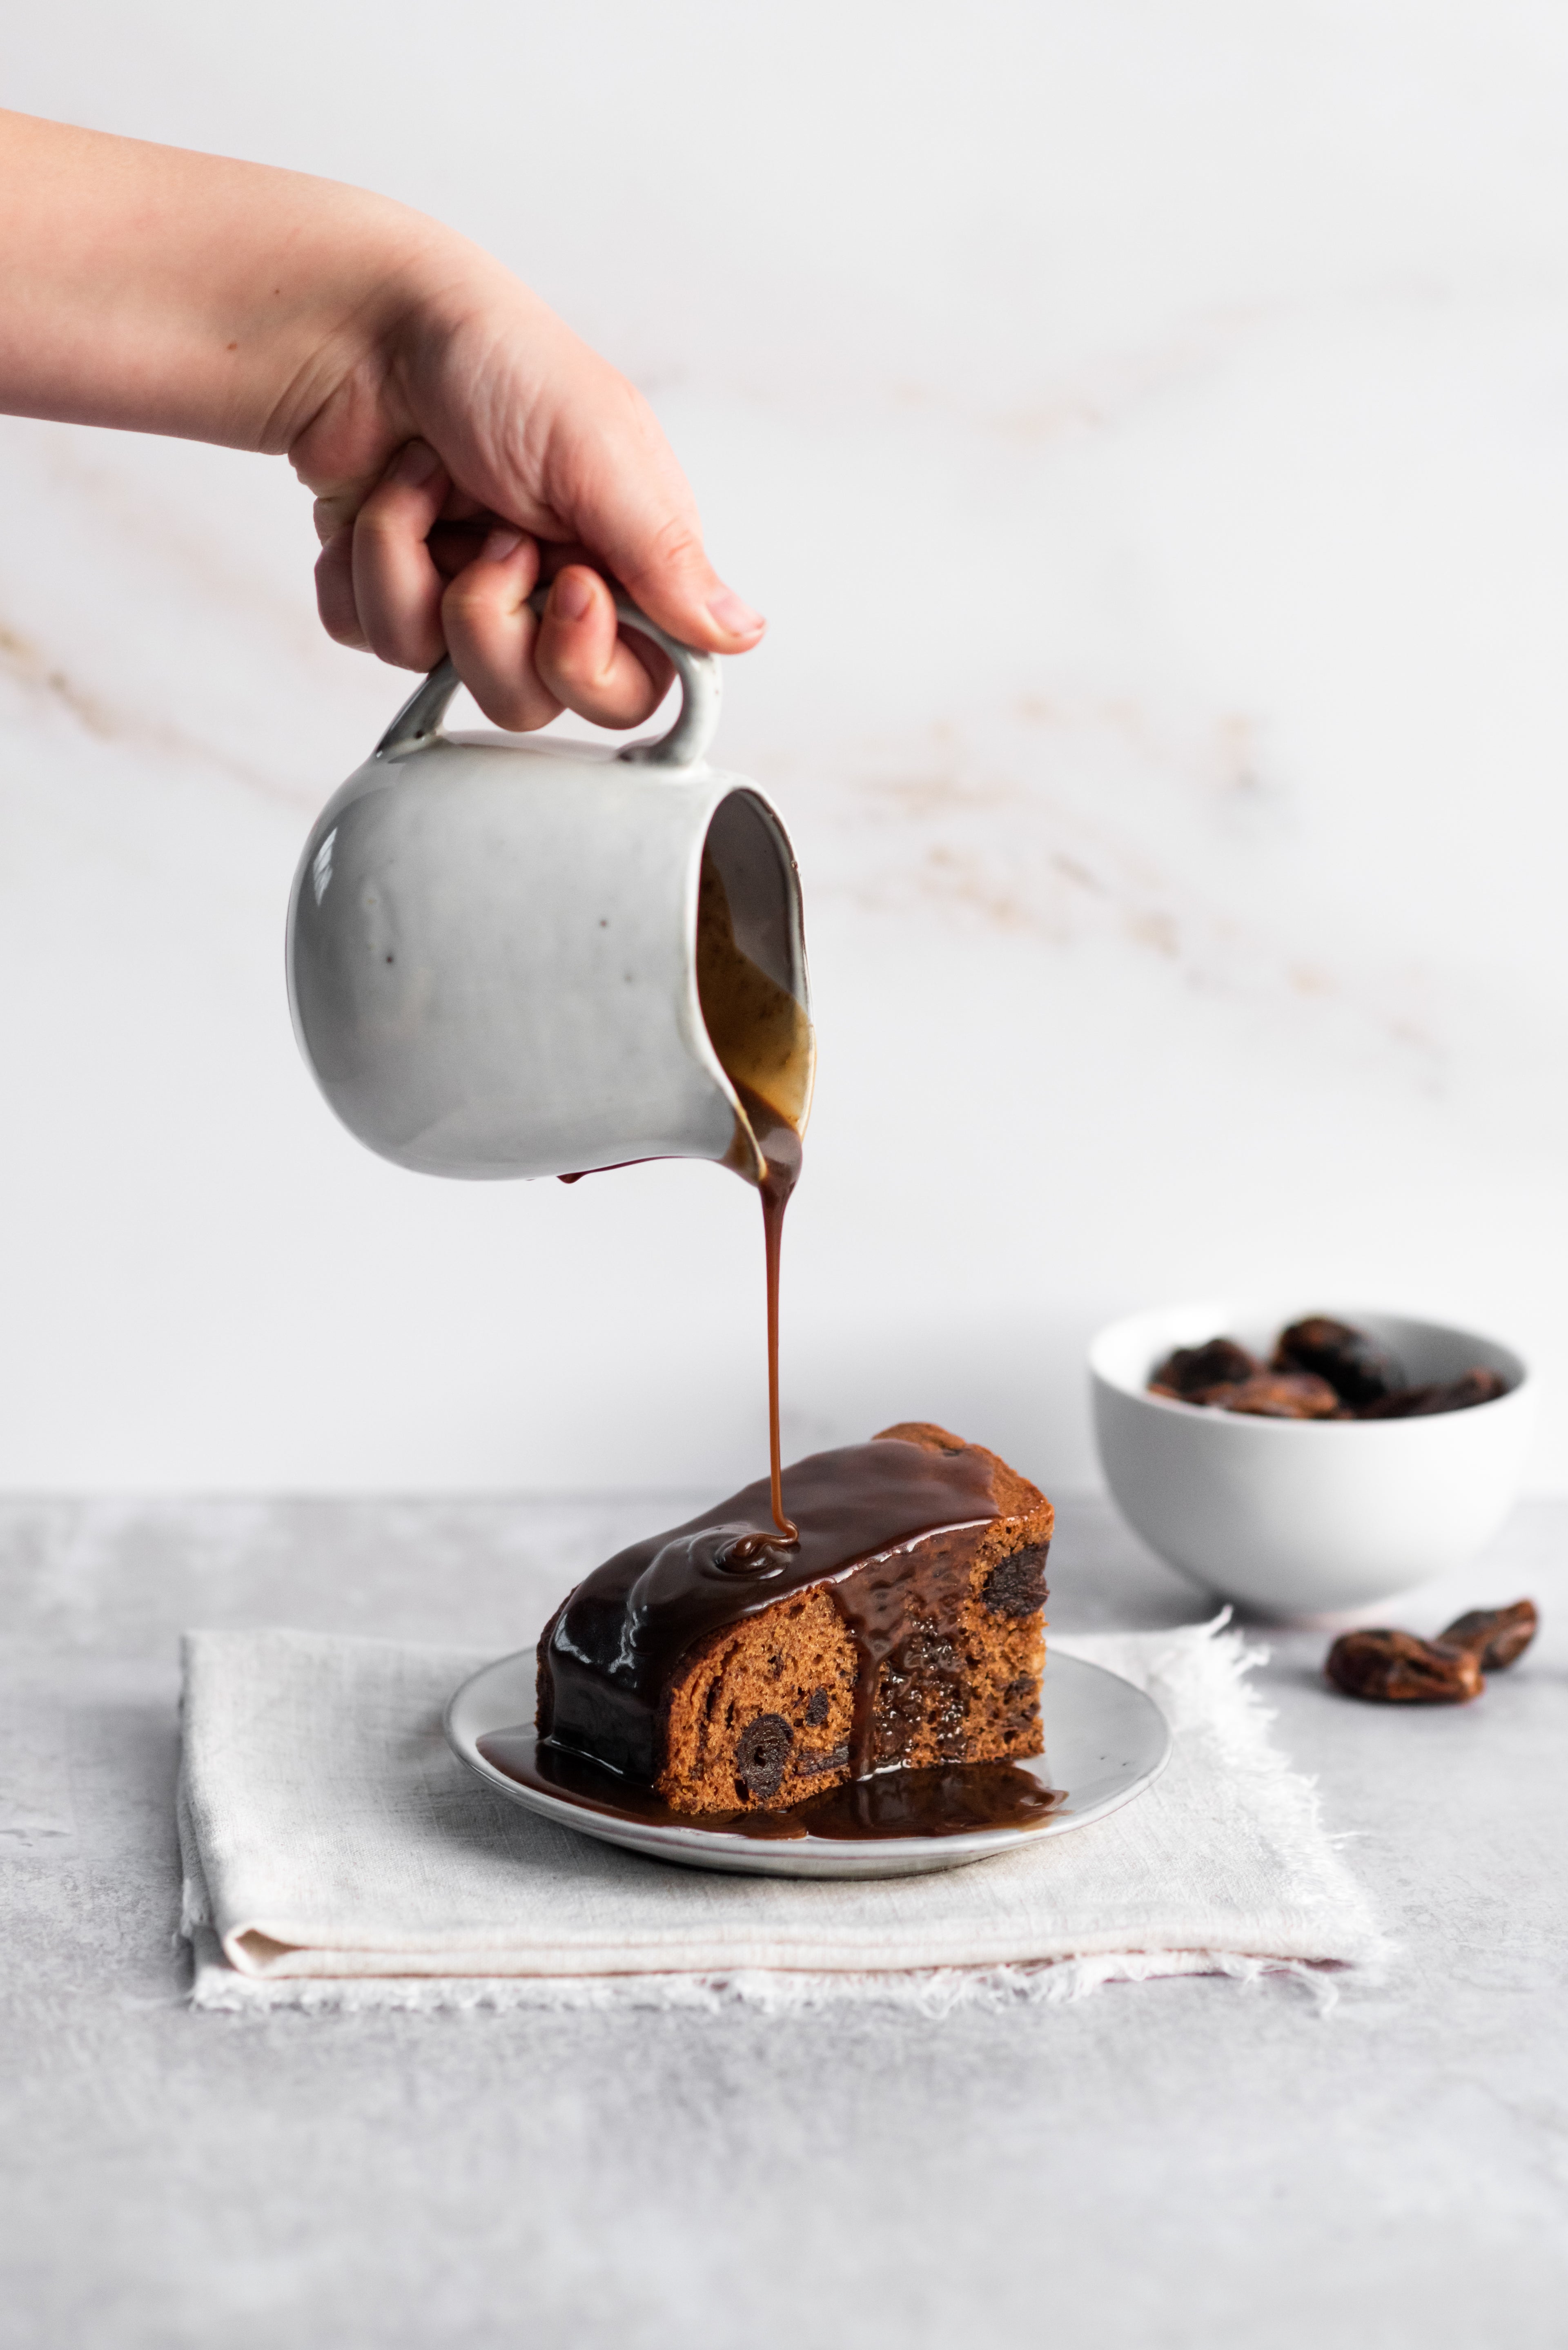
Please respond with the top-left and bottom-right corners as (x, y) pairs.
(444, 1646), (1172, 1874)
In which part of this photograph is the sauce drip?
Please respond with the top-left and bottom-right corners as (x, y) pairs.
(695, 848), (814, 1546)
(733, 1079), (800, 1545)
(479, 1725), (1066, 1841)
(555, 843), (811, 1545)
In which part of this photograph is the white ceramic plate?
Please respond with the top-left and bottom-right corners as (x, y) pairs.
(445, 1648), (1171, 1880)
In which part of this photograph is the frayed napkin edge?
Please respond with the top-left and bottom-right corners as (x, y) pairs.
(185, 1929), (1370, 2018)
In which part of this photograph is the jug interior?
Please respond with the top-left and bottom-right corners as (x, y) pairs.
(697, 791), (815, 1163)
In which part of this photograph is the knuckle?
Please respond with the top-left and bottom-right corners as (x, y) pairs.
(443, 577), (511, 630)
(352, 497), (405, 548)
(628, 512), (706, 589)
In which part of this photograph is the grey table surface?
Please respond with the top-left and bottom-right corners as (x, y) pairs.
(2, 1490), (1565, 2350)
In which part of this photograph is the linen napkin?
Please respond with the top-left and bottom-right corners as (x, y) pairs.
(178, 1622), (1386, 2013)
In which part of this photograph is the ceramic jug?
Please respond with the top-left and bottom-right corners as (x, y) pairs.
(286, 589), (813, 1183)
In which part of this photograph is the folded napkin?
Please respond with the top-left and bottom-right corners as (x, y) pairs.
(178, 1622), (1386, 2013)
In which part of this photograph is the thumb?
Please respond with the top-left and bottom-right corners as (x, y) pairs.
(549, 380), (766, 657)
(612, 514), (767, 658)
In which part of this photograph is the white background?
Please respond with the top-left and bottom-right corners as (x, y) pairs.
(1, 0), (1566, 1494)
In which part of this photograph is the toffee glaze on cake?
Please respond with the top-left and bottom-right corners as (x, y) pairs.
(529, 1424), (1053, 1815)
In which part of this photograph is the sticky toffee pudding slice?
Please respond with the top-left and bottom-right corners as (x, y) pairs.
(534, 1423), (1052, 1815)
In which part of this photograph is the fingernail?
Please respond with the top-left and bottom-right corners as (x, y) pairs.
(482, 526), (524, 563)
(708, 588), (765, 638)
(552, 569), (595, 623)
(394, 440), (441, 487)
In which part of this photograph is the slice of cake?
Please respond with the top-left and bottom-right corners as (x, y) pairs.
(535, 1422), (1052, 1814)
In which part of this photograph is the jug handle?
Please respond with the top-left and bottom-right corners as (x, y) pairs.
(374, 583), (722, 768)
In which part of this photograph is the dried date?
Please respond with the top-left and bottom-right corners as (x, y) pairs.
(1437, 1599), (1538, 1672)
(1149, 1317), (1512, 1420)
(1219, 1371), (1341, 1420)
(1357, 1367), (1508, 1420)
(1274, 1315), (1405, 1407)
(1325, 1628), (1483, 1705)
(1149, 1338), (1258, 1400)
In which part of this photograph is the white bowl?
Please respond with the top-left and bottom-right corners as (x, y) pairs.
(1089, 1301), (1536, 1619)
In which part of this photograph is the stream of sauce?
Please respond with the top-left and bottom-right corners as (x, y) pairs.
(694, 850), (814, 1543)
(733, 1079), (801, 1544)
(555, 849), (810, 1538)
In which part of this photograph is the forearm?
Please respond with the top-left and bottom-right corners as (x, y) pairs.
(0, 110), (449, 454)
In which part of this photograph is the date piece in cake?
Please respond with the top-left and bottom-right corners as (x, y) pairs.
(535, 1423), (1052, 1815)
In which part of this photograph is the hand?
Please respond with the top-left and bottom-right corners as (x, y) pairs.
(0, 113), (763, 734)
(296, 254), (764, 730)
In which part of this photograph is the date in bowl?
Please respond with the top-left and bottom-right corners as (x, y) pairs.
(1089, 1302), (1535, 1620)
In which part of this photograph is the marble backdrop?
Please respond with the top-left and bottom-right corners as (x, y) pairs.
(1, 0), (1566, 1492)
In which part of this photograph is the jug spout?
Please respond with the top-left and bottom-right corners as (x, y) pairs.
(696, 791), (815, 1188)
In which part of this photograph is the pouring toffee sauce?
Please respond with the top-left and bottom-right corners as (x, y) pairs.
(555, 850), (804, 1542)
(534, 848), (1060, 1839)
(694, 845), (812, 1547)
(730, 1077), (800, 1547)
